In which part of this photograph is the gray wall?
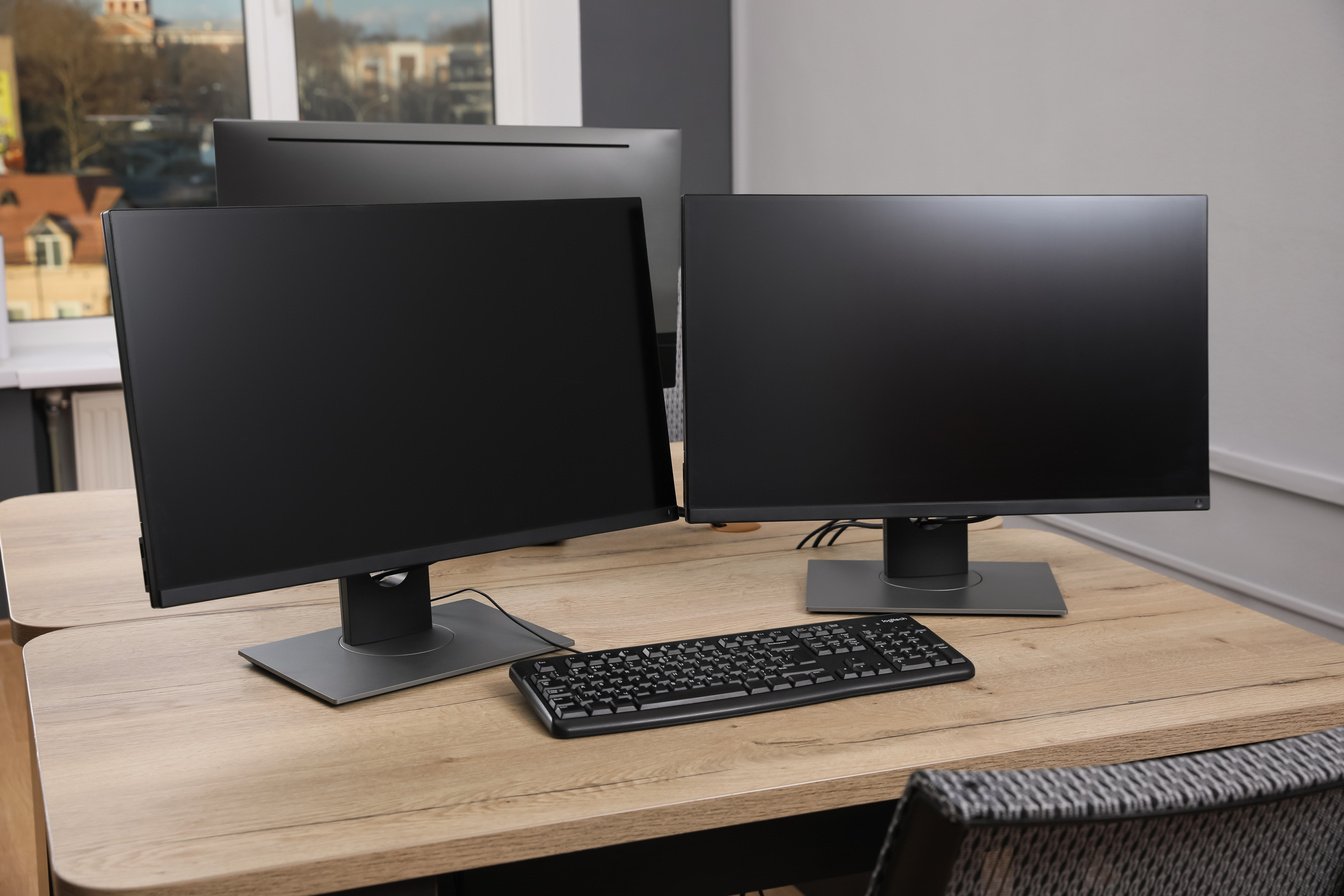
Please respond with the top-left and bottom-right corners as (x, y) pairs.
(0, 389), (50, 618)
(0, 390), (47, 503)
(580, 0), (733, 193)
(733, 0), (1344, 639)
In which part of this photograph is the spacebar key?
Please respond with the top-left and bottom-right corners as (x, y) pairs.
(635, 684), (749, 710)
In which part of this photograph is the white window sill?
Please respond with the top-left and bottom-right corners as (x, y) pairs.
(0, 341), (122, 390)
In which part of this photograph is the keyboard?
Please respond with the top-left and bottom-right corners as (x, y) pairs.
(509, 614), (974, 737)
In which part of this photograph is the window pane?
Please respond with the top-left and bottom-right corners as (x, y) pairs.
(294, 0), (492, 124)
(0, 0), (248, 322)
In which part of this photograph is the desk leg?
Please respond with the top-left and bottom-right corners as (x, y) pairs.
(28, 715), (50, 896)
(1, 620), (48, 896)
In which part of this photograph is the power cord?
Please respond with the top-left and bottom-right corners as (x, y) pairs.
(432, 586), (581, 655)
(795, 519), (881, 549)
(795, 516), (994, 549)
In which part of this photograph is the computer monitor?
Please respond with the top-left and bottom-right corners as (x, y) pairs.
(104, 196), (677, 703)
(682, 194), (1209, 617)
(211, 119), (682, 386)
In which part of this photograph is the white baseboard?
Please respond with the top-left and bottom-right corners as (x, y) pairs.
(1210, 446), (1344, 508)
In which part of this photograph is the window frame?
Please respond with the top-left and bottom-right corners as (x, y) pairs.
(32, 232), (67, 269)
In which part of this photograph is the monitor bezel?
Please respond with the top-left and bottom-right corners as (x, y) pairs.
(684, 495), (1209, 525)
(681, 192), (1210, 525)
(142, 506), (678, 609)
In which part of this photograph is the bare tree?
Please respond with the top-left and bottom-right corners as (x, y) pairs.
(430, 16), (488, 44)
(294, 7), (363, 121)
(12, 0), (123, 170)
(162, 44), (248, 122)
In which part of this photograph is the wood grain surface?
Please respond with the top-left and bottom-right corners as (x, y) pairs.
(22, 526), (1344, 896)
(0, 620), (42, 896)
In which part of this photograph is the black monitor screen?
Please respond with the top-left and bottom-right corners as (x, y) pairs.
(107, 198), (676, 609)
(683, 194), (1209, 522)
(212, 120), (682, 385)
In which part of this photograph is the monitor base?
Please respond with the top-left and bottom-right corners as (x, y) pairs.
(240, 598), (572, 704)
(806, 559), (1067, 616)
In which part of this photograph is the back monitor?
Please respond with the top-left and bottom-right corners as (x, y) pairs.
(212, 119), (682, 385)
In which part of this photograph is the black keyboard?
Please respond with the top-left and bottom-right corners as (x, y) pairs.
(509, 615), (974, 737)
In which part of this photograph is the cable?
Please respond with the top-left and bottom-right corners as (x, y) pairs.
(796, 517), (995, 550)
(810, 522), (834, 549)
(796, 519), (881, 550)
(432, 586), (581, 655)
(797, 520), (840, 550)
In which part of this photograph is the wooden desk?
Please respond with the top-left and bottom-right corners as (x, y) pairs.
(19, 522), (1344, 895)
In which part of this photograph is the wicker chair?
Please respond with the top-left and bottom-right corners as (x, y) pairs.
(866, 726), (1344, 896)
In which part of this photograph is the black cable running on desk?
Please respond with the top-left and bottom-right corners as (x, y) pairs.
(433, 586), (580, 655)
(796, 519), (881, 549)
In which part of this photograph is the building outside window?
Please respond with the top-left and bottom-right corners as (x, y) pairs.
(293, 0), (491, 125)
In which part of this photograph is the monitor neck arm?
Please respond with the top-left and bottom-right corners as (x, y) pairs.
(339, 565), (433, 646)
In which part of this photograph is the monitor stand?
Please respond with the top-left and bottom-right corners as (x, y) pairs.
(240, 565), (571, 704)
(806, 518), (1067, 617)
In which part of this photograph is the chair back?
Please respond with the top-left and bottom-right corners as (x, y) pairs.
(868, 726), (1344, 896)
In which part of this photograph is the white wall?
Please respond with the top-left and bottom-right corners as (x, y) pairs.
(733, 0), (1344, 639)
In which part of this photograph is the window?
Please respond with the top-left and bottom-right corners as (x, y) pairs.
(32, 231), (63, 267)
(293, 0), (491, 124)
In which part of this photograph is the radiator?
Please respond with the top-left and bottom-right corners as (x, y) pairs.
(71, 389), (136, 491)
